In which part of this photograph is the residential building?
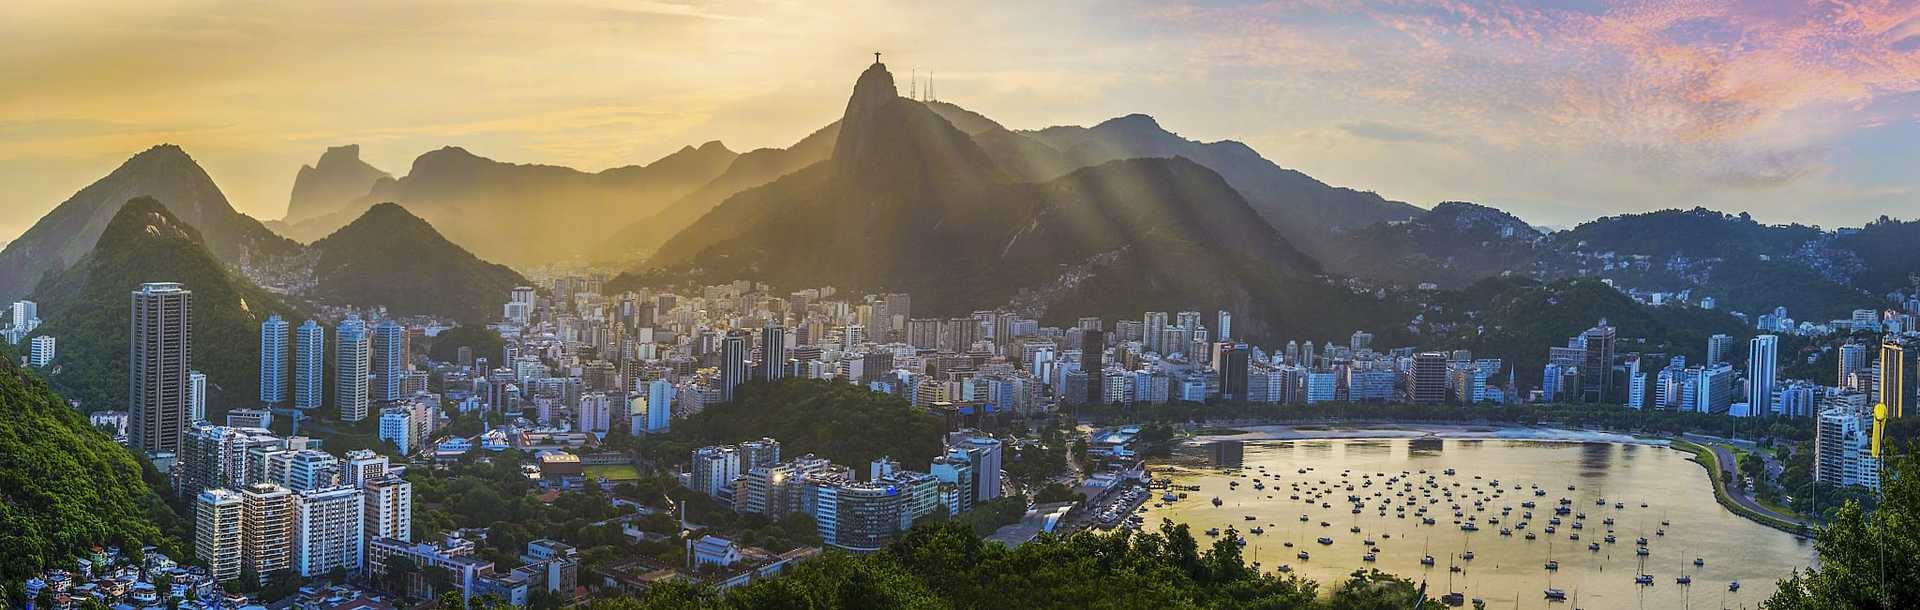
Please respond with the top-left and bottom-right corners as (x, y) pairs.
(364, 475), (413, 544)
(27, 334), (54, 367)
(1747, 334), (1778, 416)
(131, 282), (193, 455)
(294, 486), (365, 577)
(241, 483), (295, 585)
(1882, 341), (1907, 418)
(295, 320), (326, 410)
(195, 489), (244, 583)
(261, 315), (289, 405)
(337, 316), (371, 422)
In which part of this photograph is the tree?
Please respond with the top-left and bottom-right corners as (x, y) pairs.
(1765, 452), (1920, 609)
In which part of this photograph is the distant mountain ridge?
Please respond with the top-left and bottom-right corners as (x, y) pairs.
(591, 123), (842, 263)
(0, 145), (300, 303)
(277, 141), (739, 265)
(283, 144), (390, 224)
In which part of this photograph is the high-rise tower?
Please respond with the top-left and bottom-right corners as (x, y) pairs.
(131, 282), (193, 455)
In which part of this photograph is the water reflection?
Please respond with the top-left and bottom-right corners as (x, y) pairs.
(1146, 438), (1811, 610)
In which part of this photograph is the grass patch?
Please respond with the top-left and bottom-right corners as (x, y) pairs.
(584, 463), (642, 481)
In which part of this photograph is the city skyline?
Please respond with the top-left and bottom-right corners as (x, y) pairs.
(6, 0), (1920, 241)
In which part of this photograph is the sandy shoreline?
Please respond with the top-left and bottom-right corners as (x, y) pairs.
(1184, 423), (1666, 446)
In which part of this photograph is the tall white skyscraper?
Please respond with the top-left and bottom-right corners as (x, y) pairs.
(1216, 310), (1232, 342)
(260, 315), (289, 405)
(370, 319), (405, 403)
(761, 324), (787, 381)
(336, 316), (370, 422)
(294, 320), (326, 410)
(720, 331), (748, 402)
(645, 379), (676, 432)
(189, 370), (208, 424)
(131, 282), (193, 455)
(1748, 334), (1778, 416)
(10, 300), (38, 331)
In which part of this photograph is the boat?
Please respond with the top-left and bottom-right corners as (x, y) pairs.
(1636, 547), (1650, 556)
(1422, 555), (1436, 566)
(1676, 575), (1692, 585)
(1161, 492), (1178, 502)
(1317, 537), (1334, 545)
(1250, 527), (1265, 535)
(1441, 592), (1465, 606)
(1212, 497), (1223, 506)
(1543, 588), (1567, 601)
(1730, 581), (1741, 591)
(1205, 528), (1220, 536)
(1694, 557), (1705, 567)
(1362, 553), (1377, 562)
(1298, 551), (1311, 560)
(1525, 532), (1538, 540)
(1245, 515), (1257, 521)
(1544, 560), (1559, 570)
(1588, 542), (1601, 551)
(1635, 574), (1654, 585)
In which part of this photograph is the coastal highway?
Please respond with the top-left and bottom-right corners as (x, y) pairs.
(1710, 444), (1811, 529)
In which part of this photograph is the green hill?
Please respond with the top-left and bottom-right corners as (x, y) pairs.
(0, 357), (180, 583)
(309, 202), (527, 322)
(29, 197), (302, 413)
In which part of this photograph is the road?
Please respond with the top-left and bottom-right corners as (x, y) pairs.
(1710, 444), (1810, 529)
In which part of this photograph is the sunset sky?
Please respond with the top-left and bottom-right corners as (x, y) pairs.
(4, 0), (1919, 240)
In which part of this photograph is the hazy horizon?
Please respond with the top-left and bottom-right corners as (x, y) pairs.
(6, 0), (1919, 241)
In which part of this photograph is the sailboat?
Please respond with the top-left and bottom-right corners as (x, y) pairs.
(1441, 557), (1466, 606)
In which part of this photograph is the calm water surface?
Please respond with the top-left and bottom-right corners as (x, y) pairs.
(1141, 439), (1814, 610)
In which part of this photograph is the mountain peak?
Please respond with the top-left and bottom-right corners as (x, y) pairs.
(104, 196), (203, 246)
(357, 201), (425, 224)
(287, 144), (390, 224)
(130, 143), (192, 163)
(1095, 113), (1162, 131)
(845, 62), (898, 120)
(316, 144), (363, 166)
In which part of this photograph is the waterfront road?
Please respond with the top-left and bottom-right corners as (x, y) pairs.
(1711, 444), (1812, 530)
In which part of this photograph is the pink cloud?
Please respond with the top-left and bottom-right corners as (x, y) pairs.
(1145, 0), (1920, 186)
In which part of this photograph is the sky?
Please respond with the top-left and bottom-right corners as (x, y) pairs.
(3, 0), (1918, 240)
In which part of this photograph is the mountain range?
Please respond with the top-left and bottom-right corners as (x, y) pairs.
(273, 141), (739, 266)
(0, 145), (300, 304)
(618, 61), (1401, 338)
